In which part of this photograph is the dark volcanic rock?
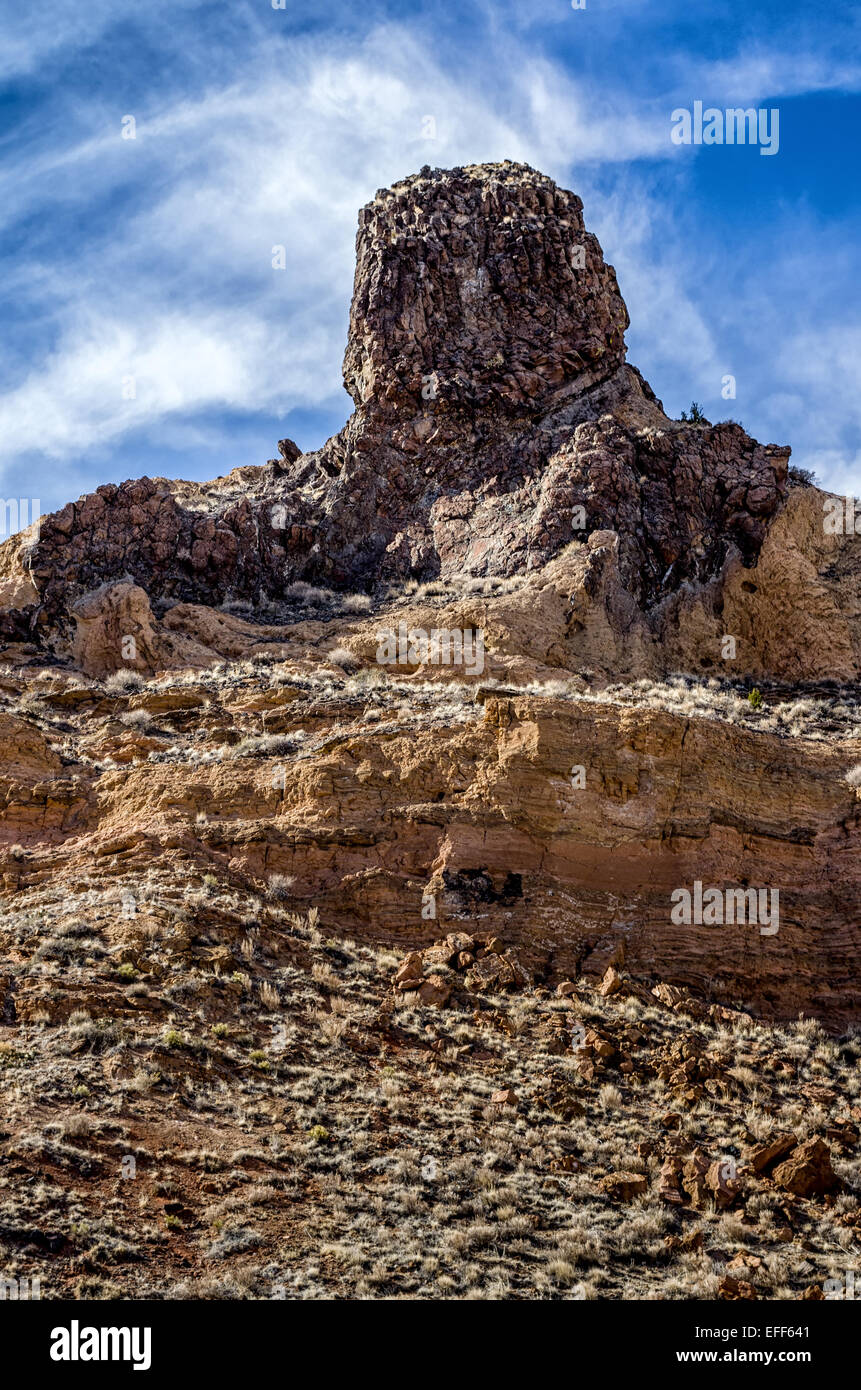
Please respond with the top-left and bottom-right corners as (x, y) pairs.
(342, 162), (629, 414)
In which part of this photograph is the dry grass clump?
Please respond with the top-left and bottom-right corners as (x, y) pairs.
(266, 873), (295, 903)
(231, 732), (307, 759)
(285, 581), (336, 607)
(104, 669), (146, 694)
(119, 709), (155, 731)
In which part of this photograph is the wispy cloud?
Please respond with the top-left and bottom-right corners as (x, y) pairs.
(0, 22), (679, 486)
(0, 0), (208, 81)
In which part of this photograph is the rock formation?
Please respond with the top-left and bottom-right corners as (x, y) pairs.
(8, 160), (858, 684)
(0, 160), (859, 1027)
(1, 161), (860, 1304)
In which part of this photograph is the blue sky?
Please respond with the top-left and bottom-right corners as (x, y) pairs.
(1, 0), (860, 520)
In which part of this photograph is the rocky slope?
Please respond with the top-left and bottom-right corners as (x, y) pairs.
(0, 162), (859, 1300)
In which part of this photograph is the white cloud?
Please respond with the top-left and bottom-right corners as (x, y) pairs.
(691, 48), (861, 103)
(0, 22), (682, 478)
(798, 450), (861, 496)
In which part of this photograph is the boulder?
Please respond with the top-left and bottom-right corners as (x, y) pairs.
(772, 1138), (838, 1197)
(748, 1132), (797, 1174)
(681, 1150), (710, 1209)
(719, 1276), (758, 1301)
(705, 1159), (743, 1210)
(416, 975), (452, 1008)
(657, 1157), (684, 1205)
(598, 965), (623, 998)
(393, 953), (424, 990)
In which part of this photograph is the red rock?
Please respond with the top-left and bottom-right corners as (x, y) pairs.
(665, 1230), (705, 1254)
(584, 1028), (615, 1060)
(719, 1276), (758, 1301)
(549, 1153), (581, 1174)
(772, 1138), (838, 1197)
(393, 952), (424, 989)
(727, 1251), (762, 1274)
(658, 1157), (684, 1205)
(652, 982), (684, 1010)
(445, 932), (474, 954)
(748, 1132), (797, 1174)
(826, 1120), (859, 1148)
(681, 1150), (710, 1209)
(598, 965), (622, 997)
(706, 1159), (743, 1210)
(416, 975), (451, 1008)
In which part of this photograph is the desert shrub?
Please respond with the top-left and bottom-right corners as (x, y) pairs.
(327, 647), (359, 671)
(104, 670), (145, 694)
(267, 873), (295, 902)
(285, 582), (334, 607)
(232, 733), (305, 758)
(119, 709), (153, 730)
(207, 1227), (261, 1259)
(341, 593), (372, 613)
(788, 465), (818, 488)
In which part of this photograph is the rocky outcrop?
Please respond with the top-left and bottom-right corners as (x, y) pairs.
(1, 160), (827, 682)
(71, 581), (220, 678)
(772, 1138), (839, 1198)
(343, 162), (629, 413)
